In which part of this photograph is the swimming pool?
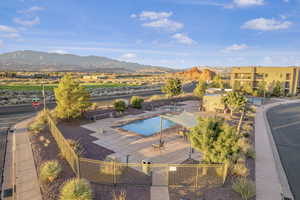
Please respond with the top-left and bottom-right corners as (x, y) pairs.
(120, 116), (176, 136)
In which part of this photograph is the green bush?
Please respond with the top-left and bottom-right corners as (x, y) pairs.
(40, 160), (62, 182)
(130, 96), (144, 109)
(232, 178), (256, 200)
(60, 178), (92, 200)
(114, 100), (127, 112)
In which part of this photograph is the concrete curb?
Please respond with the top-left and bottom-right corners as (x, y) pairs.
(256, 100), (299, 200)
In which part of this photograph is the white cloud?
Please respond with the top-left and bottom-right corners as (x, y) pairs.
(19, 6), (44, 14)
(49, 50), (68, 54)
(14, 16), (40, 27)
(132, 11), (183, 32)
(138, 11), (173, 20)
(0, 25), (18, 33)
(242, 18), (292, 31)
(143, 18), (183, 32)
(223, 44), (248, 52)
(130, 14), (137, 18)
(172, 33), (196, 45)
(1, 33), (21, 39)
(233, 0), (265, 7)
(0, 40), (4, 48)
(121, 53), (137, 59)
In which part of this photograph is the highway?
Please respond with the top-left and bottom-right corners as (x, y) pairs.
(267, 103), (300, 200)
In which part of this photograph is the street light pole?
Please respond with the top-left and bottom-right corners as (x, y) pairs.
(42, 84), (46, 111)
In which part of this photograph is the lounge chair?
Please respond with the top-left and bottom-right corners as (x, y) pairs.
(152, 141), (165, 150)
(96, 128), (105, 135)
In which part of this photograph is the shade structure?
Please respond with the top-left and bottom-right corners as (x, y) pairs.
(161, 111), (199, 129)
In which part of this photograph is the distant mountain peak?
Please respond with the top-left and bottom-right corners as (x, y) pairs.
(0, 50), (174, 73)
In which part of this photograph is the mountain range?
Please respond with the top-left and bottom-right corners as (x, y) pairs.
(0, 50), (174, 73)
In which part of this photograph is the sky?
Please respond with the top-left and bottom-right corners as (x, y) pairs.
(0, 0), (300, 69)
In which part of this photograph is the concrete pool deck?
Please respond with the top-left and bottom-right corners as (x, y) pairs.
(81, 101), (201, 164)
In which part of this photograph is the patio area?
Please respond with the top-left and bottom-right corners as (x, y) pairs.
(81, 101), (202, 164)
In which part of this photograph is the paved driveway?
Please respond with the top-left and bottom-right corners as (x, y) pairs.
(267, 103), (300, 200)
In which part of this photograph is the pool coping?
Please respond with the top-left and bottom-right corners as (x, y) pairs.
(112, 111), (181, 138)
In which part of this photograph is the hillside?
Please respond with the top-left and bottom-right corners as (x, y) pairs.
(0, 50), (174, 73)
(176, 67), (216, 81)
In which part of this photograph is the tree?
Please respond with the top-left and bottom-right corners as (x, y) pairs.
(194, 80), (207, 99)
(257, 81), (267, 97)
(130, 96), (144, 109)
(193, 80), (207, 110)
(161, 78), (182, 97)
(54, 74), (91, 120)
(223, 92), (247, 117)
(272, 81), (284, 97)
(241, 83), (253, 96)
(189, 117), (240, 164)
(211, 75), (224, 89)
(114, 100), (127, 113)
(233, 81), (242, 92)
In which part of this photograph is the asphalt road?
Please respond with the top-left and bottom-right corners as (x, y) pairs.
(267, 103), (300, 200)
(0, 82), (196, 116)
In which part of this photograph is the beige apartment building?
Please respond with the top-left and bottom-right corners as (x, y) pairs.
(230, 67), (300, 95)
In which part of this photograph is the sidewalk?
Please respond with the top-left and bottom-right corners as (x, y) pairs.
(255, 100), (298, 200)
(2, 132), (13, 200)
(14, 119), (42, 200)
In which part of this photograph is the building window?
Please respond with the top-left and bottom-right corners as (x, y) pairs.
(286, 73), (291, 80)
(234, 73), (251, 79)
(255, 73), (264, 79)
(285, 82), (290, 89)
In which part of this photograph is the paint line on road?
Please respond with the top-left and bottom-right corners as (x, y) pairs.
(273, 121), (300, 130)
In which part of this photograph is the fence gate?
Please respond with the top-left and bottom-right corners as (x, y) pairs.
(151, 165), (168, 186)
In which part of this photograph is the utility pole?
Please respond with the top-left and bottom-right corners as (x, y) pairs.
(42, 84), (46, 111)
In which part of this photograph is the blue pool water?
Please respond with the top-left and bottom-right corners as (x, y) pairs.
(120, 116), (176, 136)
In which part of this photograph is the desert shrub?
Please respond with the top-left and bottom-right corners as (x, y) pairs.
(28, 110), (49, 134)
(242, 124), (253, 132)
(148, 95), (165, 101)
(60, 178), (92, 200)
(232, 178), (256, 200)
(112, 190), (127, 200)
(130, 96), (144, 109)
(238, 138), (252, 154)
(245, 148), (256, 159)
(40, 160), (62, 182)
(90, 102), (98, 110)
(28, 121), (44, 134)
(232, 162), (249, 177)
(114, 100), (127, 112)
(242, 132), (250, 138)
(67, 139), (85, 156)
